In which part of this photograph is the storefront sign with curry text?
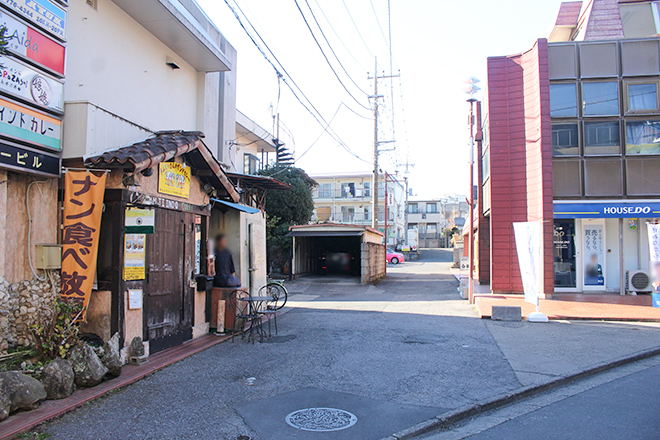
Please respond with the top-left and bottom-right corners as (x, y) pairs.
(61, 171), (106, 315)
(0, 97), (61, 150)
(0, 56), (63, 113)
(0, 140), (59, 176)
(0, 0), (67, 40)
(124, 208), (155, 234)
(0, 9), (65, 75)
(158, 162), (191, 199)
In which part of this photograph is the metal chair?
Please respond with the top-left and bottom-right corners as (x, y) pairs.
(229, 290), (263, 344)
(257, 285), (279, 337)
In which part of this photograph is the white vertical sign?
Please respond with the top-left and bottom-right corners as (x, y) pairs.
(647, 223), (660, 290)
(513, 221), (543, 306)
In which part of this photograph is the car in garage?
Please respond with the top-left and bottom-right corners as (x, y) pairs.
(387, 249), (405, 264)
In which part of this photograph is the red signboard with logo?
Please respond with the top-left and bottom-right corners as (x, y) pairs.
(0, 9), (65, 75)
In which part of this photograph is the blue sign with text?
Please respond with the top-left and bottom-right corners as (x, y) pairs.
(554, 202), (660, 219)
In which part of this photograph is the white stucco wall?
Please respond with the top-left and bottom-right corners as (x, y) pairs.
(65, 0), (200, 133)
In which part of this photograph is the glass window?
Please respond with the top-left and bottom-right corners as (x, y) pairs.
(626, 120), (660, 155)
(550, 83), (578, 117)
(552, 124), (579, 156)
(584, 121), (620, 155)
(582, 82), (619, 116)
(628, 83), (658, 111)
(426, 203), (438, 213)
(408, 203), (418, 214)
(482, 148), (490, 182)
(620, 3), (657, 39)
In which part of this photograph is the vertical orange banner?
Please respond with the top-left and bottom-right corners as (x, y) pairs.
(61, 171), (106, 315)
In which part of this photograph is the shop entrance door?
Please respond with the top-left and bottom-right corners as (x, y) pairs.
(143, 209), (194, 353)
(582, 219), (607, 292)
(554, 220), (577, 289)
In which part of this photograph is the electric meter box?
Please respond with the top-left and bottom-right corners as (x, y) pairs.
(35, 244), (62, 270)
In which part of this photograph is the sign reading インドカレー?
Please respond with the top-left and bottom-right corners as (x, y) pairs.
(0, 0), (67, 40)
(158, 162), (191, 199)
(61, 171), (106, 315)
(0, 97), (61, 150)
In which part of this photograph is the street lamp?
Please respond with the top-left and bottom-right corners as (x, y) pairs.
(466, 77), (480, 303)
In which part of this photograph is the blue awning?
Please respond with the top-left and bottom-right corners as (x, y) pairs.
(211, 199), (260, 214)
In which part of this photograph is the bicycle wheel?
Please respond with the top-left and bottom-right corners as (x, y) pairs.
(267, 281), (288, 310)
(259, 284), (284, 310)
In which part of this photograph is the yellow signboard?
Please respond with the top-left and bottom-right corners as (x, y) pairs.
(158, 162), (190, 199)
(123, 234), (146, 281)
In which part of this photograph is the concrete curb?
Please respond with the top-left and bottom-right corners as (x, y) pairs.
(379, 345), (660, 440)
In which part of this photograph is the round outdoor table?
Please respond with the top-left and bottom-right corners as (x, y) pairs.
(237, 296), (275, 342)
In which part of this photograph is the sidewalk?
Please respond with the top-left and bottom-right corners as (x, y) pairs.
(475, 293), (660, 321)
(0, 332), (235, 439)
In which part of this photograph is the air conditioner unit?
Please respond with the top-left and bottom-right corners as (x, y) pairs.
(626, 270), (652, 293)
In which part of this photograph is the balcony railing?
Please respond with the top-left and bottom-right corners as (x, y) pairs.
(318, 212), (396, 224)
(314, 189), (372, 199)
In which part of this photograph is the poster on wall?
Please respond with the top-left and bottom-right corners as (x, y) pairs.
(60, 171), (107, 315)
(513, 221), (543, 306)
(158, 162), (190, 199)
(647, 223), (660, 290)
(583, 224), (605, 286)
(123, 234), (146, 281)
(124, 208), (155, 234)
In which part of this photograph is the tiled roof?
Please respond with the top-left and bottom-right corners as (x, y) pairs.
(85, 131), (204, 171)
(556, 1), (583, 26)
(85, 130), (240, 202)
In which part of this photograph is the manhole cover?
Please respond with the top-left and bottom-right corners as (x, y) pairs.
(285, 408), (358, 432)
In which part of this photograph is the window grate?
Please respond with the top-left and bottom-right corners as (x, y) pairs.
(86, 0), (98, 10)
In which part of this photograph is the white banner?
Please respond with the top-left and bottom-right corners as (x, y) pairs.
(513, 221), (542, 306)
(647, 223), (660, 290)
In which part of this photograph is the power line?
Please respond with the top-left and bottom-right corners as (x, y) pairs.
(224, 0), (370, 165)
(301, 0), (370, 96)
(293, 0), (371, 111)
(312, 0), (369, 72)
(341, 0), (375, 59)
(369, 0), (390, 53)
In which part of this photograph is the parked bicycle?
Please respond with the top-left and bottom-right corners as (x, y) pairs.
(258, 277), (288, 310)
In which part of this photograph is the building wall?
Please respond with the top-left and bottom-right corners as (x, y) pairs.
(0, 171), (58, 283)
(486, 39), (554, 296)
(65, 0), (200, 135)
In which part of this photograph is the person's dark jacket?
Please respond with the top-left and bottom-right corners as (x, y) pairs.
(214, 249), (241, 287)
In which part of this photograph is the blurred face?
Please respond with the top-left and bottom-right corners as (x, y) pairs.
(216, 236), (227, 251)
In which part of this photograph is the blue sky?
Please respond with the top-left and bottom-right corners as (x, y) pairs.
(197, 0), (567, 198)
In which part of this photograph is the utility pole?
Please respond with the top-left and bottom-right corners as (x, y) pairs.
(372, 57), (380, 232)
(369, 57), (400, 237)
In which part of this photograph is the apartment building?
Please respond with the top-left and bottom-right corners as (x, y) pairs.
(475, 0), (660, 295)
(310, 172), (405, 246)
(407, 198), (468, 248)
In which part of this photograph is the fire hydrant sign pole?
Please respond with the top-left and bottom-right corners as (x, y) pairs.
(513, 221), (548, 323)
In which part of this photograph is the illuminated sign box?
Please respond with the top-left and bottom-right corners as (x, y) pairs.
(0, 140), (59, 176)
(0, 0), (67, 41)
(0, 9), (65, 76)
(0, 97), (61, 150)
(0, 55), (63, 114)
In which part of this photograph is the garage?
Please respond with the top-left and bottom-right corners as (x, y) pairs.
(289, 224), (386, 284)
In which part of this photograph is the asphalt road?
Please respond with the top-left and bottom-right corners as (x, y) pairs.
(469, 364), (660, 440)
(420, 356), (660, 440)
(41, 249), (521, 440)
